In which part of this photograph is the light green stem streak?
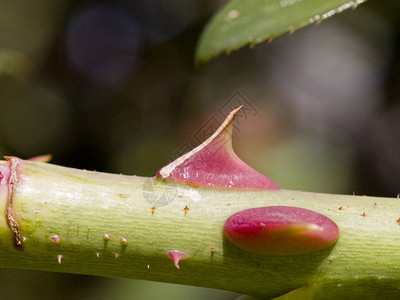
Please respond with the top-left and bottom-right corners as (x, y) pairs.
(0, 160), (399, 298)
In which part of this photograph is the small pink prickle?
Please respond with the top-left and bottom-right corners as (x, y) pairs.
(120, 238), (128, 246)
(183, 205), (189, 216)
(168, 250), (187, 269)
(50, 235), (60, 244)
(224, 206), (339, 255)
(57, 255), (63, 264)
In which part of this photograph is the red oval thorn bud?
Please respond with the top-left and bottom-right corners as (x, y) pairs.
(168, 250), (187, 269)
(224, 206), (339, 255)
(157, 107), (279, 190)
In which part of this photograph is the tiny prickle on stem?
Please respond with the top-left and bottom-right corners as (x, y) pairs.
(168, 250), (187, 269)
(224, 206), (339, 255)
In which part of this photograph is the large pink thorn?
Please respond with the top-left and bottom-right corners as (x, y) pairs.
(224, 206), (339, 255)
(157, 107), (279, 190)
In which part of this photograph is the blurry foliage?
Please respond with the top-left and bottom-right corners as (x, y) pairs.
(196, 0), (370, 63)
(0, 0), (399, 299)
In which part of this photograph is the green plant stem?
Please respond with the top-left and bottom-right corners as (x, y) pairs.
(0, 159), (399, 298)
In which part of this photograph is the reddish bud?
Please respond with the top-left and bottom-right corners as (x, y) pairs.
(224, 206), (339, 255)
(168, 250), (187, 269)
(157, 107), (279, 190)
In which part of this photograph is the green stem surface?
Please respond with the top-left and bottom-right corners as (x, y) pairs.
(0, 159), (399, 298)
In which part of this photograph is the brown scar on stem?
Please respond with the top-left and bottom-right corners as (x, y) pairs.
(4, 156), (24, 251)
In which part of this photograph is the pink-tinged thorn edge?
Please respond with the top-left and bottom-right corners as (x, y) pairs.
(0, 161), (11, 187)
(168, 250), (187, 269)
(28, 154), (52, 163)
(57, 255), (63, 264)
(224, 206), (340, 255)
(156, 107), (279, 190)
(3, 157), (24, 251)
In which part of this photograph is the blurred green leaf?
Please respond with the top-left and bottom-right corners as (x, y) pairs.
(0, 49), (33, 78)
(196, 0), (367, 63)
(0, 0), (69, 63)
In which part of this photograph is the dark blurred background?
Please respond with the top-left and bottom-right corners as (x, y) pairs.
(0, 0), (399, 299)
